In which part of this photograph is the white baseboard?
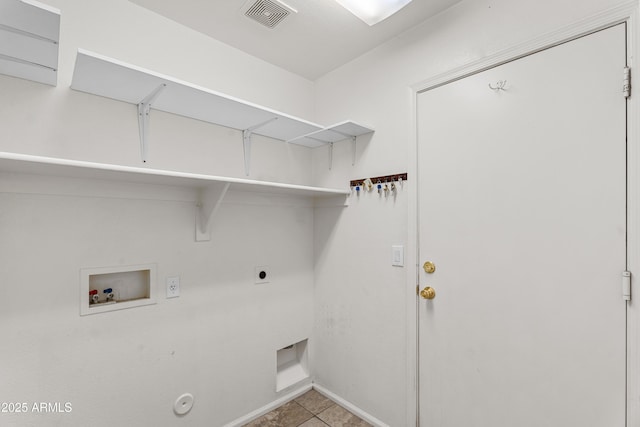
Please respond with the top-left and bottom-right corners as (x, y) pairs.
(222, 383), (313, 427)
(312, 383), (390, 427)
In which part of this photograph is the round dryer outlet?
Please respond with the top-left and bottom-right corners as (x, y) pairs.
(173, 393), (194, 415)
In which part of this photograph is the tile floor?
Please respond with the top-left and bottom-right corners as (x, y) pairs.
(243, 389), (372, 427)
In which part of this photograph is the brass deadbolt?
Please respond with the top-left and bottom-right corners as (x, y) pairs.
(420, 286), (436, 300)
(423, 261), (436, 274)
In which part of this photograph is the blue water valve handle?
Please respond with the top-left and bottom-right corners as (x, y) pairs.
(103, 288), (113, 293)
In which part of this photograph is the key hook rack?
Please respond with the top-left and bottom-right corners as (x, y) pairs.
(350, 173), (407, 196)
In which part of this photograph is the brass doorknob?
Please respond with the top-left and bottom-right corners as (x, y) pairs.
(423, 261), (436, 274)
(420, 286), (436, 300)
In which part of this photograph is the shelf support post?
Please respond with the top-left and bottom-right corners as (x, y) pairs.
(328, 142), (334, 170)
(242, 129), (252, 177)
(326, 129), (358, 168)
(195, 182), (231, 242)
(242, 117), (278, 176)
(137, 83), (166, 163)
(351, 136), (357, 166)
(326, 136), (356, 169)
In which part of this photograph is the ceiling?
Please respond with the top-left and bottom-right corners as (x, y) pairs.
(129, 0), (462, 80)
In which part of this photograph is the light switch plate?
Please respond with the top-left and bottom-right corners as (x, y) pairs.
(391, 245), (404, 267)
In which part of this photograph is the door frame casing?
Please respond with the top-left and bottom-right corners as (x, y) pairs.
(406, 2), (640, 425)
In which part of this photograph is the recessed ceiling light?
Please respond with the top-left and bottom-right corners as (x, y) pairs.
(334, 0), (413, 26)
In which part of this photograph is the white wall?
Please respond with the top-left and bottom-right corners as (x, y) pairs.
(0, 0), (320, 426)
(2, 0), (315, 181)
(0, 181), (316, 427)
(3, 0), (637, 426)
(311, 0), (634, 425)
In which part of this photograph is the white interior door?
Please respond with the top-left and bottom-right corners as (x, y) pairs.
(417, 24), (627, 427)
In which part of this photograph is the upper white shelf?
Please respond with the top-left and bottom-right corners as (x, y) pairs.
(0, 0), (60, 86)
(70, 49), (372, 147)
(287, 121), (374, 148)
(0, 152), (350, 198)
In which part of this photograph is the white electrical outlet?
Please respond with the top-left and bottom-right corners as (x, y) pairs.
(167, 276), (180, 298)
(255, 266), (270, 284)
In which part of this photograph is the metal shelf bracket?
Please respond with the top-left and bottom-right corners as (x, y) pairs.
(328, 142), (334, 170)
(351, 136), (357, 166)
(195, 182), (231, 242)
(328, 134), (357, 170)
(242, 117), (279, 176)
(137, 83), (166, 163)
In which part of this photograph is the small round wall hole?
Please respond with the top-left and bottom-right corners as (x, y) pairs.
(259, 271), (267, 280)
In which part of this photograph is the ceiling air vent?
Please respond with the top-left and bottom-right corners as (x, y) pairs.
(242, 0), (297, 29)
